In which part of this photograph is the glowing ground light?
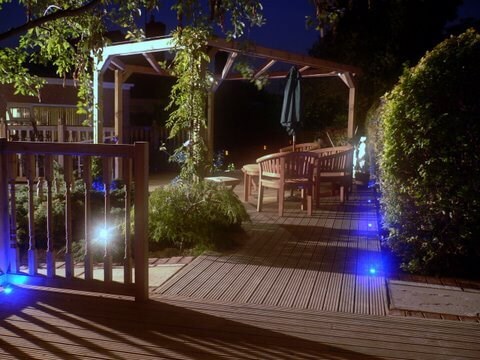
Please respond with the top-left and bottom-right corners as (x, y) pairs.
(368, 223), (373, 228)
(99, 228), (109, 239)
(369, 267), (377, 275)
(1, 285), (13, 295)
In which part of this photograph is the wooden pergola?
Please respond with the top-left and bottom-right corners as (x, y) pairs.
(92, 35), (361, 153)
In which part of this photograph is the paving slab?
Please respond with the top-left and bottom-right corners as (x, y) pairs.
(388, 279), (480, 317)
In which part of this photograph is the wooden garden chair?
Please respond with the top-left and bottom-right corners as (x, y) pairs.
(256, 151), (317, 216)
(313, 147), (354, 206)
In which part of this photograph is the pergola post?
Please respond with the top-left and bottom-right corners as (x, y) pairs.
(339, 72), (356, 139)
(207, 90), (215, 167)
(93, 63), (104, 144)
(348, 86), (356, 139)
(114, 69), (123, 178)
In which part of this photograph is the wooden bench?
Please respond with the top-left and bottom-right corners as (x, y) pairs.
(313, 146), (354, 205)
(279, 142), (320, 152)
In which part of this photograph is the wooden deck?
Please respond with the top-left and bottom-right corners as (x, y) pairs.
(2, 185), (480, 359)
(154, 189), (388, 316)
(2, 284), (480, 359)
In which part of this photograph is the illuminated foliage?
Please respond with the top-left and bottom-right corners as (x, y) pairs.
(378, 29), (480, 277)
(148, 180), (249, 251)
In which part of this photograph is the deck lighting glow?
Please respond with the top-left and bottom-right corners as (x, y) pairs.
(98, 227), (110, 241)
(263, 145), (267, 150)
(1, 285), (13, 295)
(367, 199), (372, 203)
(8, 274), (27, 285)
(368, 223), (373, 228)
(369, 267), (377, 275)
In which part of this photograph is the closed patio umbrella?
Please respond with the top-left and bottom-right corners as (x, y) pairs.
(280, 66), (302, 151)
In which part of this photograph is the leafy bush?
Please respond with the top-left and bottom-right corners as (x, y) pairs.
(148, 180), (249, 252)
(378, 29), (480, 277)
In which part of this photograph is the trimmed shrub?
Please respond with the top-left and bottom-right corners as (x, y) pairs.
(148, 180), (249, 252)
(378, 29), (480, 277)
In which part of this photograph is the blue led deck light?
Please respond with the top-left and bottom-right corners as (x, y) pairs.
(1, 284), (13, 295)
(369, 267), (377, 275)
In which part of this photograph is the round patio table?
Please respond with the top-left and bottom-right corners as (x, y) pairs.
(241, 163), (259, 202)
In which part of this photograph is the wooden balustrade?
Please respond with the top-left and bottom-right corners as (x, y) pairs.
(0, 139), (149, 301)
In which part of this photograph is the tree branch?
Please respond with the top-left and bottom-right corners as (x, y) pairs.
(0, 0), (103, 43)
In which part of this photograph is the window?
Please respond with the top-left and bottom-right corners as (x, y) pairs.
(7, 107), (31, 123)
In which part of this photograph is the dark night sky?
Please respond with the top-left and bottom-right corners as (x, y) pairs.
(1, 1), (480, 55)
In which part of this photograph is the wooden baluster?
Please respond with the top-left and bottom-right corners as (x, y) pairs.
(123, 158), (132, 284)
(134, 142), (149, 301)
(25, 154), (37, 275)
(5, 154), (19, 273)
(44, 156), (55, 277)
(63, 155), (74, 278)
(82, 156), (93, 280)
(103, 156), (113, 282)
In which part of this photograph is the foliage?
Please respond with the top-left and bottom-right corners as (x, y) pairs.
(166, 25), (211, 180)
(148, 180), (249, 251)
(365, 99), (384, 179)
(0, 0), (157, 113)
(377, 29), (480, 277)
(165, 2), (263, 181)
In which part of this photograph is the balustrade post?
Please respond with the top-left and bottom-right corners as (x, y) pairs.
(63, 156), (74, 278)
(134, 142), (149, 301)
(123, 158), (132, 284)
(6, 154), (19, 273)
(57, 120), (65, 168)
(44, 156), (55, 278)
(82, 156), (93, 280)
(0, 139), (9, 275)
(102, 156), (113, 282)
(26, 154), (37, 275)
(0, 118), (6, 139)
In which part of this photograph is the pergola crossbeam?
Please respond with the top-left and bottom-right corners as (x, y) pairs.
(207, 38), (360, 75)
(226, 70), (339, 80)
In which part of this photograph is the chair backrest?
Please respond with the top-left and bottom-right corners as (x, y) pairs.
(279, 142), (320, 153)
(257, 151), (317, 181)
(312, 144), (353, 157)
(256, 152), (284, 179)
(284, 151), (317, 180)
(316, 147), (354, 173)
